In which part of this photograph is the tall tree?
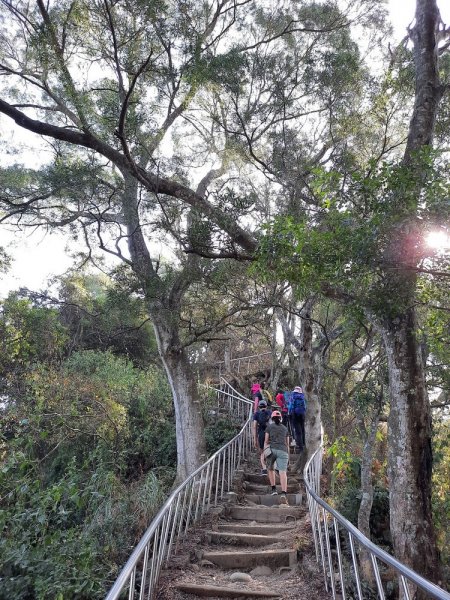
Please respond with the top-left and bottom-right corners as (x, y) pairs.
(373, 0), (447, 584)
(257, 0), (449, 585)
(0, 0), (254, 478)
(0, 0), (378, 477)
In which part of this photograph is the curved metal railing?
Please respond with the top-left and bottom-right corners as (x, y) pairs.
(304, 447), (450, 600)
(105, 366), (449, 600)
(105, 380), (252, 600)
(199, 351), (273, 379)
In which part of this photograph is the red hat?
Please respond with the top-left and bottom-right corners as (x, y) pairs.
(271, 410), (282, 418)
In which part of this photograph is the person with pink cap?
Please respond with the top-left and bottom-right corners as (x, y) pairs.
(264, 410), (290, 504)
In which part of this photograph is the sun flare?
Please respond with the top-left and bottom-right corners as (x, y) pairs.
(425, 230), (450, 251)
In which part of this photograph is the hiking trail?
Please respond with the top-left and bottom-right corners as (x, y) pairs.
(157, 449), (329, 600)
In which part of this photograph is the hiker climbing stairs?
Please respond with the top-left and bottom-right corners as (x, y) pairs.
(157, 451), (328, 599)
(106, 379), (450, 600)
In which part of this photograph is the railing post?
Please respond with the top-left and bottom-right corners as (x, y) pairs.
(348, 532), (363, 600)
(323, 506), (336, 599)
(201, 462), (211, 515)
(175, 486), (189, 554)
(333, 517), (346, 600)
(184, 479), (196, 535)
(214, 453), (221, 505)
(138, 544), (150, 600)
(206, 456), (215, 512)
(161, 494), (179, 565)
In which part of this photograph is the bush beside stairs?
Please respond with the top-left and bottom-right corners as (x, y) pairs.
(157, 451), (329, 600)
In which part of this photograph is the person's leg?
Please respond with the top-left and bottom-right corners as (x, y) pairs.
(279, 470), (288, 493)
(268, 465), (277, 493)
(259, 449), (266, 470)
(258, 431), (266, 472)
(299, 414), (306, 449)
(267, 452), (277, 493)
(288, 415), (294, 438)
(292, 416), (301, 448)
(275, 452), (289, 504)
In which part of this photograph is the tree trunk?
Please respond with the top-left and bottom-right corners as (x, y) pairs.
(298, 299), (323, 459)
(380, 306), (440, 587)
(358, 411), (381, 585)
(152, 312), (207, 481)
(279, 299), (324, 460)
(374, 0), (444, 587)
(270, 357), (283, 393)
(224, 345), (232, 373)
(121, 172), (206, 482)
(358, 443), (376, 537)
(270, 312), (286, 392)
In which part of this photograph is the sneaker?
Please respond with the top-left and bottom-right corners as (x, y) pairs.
(261, 468), (268, 475)
(279, 494), (289, 505)
(271, 490), (278, 496)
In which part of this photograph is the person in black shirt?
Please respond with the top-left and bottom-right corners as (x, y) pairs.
(253, 400), (272, 474)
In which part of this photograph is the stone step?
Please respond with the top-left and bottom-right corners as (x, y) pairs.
(175, 582), (280, 598)
(289, 450), (305, 458)
(244, 473), (302, 485)
(205, 531), (283, 546)
(247, 451), (303, 463)
(218, 523), (295, 536)
(245, 493), (302, 506)
(243, 482), (301, 494)
(202, 548), (297, 569)
(227, 505), (302, 523)
(246, 459), (302, 467)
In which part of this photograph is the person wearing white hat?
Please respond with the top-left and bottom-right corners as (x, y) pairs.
(289, 386), (307, 451)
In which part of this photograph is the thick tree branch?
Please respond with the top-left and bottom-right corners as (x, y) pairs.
(0, 99), (257, 253)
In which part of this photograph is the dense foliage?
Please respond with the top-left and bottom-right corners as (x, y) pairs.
(0, 278), (239, 599)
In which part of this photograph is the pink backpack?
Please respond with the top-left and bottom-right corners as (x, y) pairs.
(251, 383), (261, 395)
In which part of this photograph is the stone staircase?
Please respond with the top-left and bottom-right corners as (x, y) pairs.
(157, 452), (329, 600)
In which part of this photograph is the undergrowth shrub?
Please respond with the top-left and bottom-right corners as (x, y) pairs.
(0, 457), (166, 600)
(205, 418), (241, 454)
(1, 350), (246, 598)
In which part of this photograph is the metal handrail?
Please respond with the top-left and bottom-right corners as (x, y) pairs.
(105, 382), (252, 600)
(218, 377), (253, 404)
(214, 351), (272, 366)
(304, 447), (450, 600)
(198, 352), (273, 378)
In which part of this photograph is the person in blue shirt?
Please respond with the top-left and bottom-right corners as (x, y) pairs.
(288, 385), (307, 451)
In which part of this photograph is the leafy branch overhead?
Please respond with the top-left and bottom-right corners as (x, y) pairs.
(0, 0), (394, 256)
